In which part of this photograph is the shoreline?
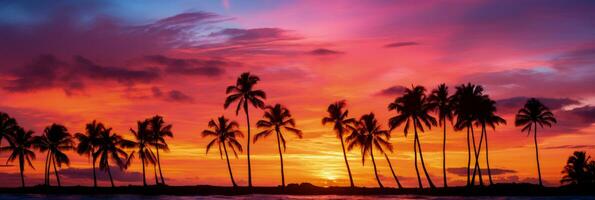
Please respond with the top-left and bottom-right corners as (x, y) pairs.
(0, 183), (593, 196)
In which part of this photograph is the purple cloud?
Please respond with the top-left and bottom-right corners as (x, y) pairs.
(376, 85), (407, 96)
(384, 42), (419, 48)
(308, 48), (344, 55)
(447, 167), (516, 176)
(151, 87), (195, 103)
(495, 97), (580, 114)
(144, 55), (229, 76)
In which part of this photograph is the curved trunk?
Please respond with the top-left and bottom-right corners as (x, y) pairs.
(154, 163), (159, 185)
(413, 128), (422, 188)
(466, 126), (471, 186)
(384, 153), (402, 189)
(275, 127), (285, 188)
(340, 134), (355, 188)
(415, 119), (435, 188)
(107, 162), (115, 187)
(370, 149), (383, 188)
(92, 153), (97, 188)
(44, 151), (50, 186)
(52, 155), (61, 187)
(442, 119), (448, 188)
(470, 125), (484, 186)
(244, 102), (253, 188)
(156, 145), (165, 185)
(223, 141), (237, 187)
(19, 154), (25, 188)
(534, 123), (542, 186)
(141, 146), (147, 187)
(484, 124), (494, 185)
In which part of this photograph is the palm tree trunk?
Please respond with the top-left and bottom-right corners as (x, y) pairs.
(52, 155), (61, 187)
(413, 130), (422, 188)
(92, 154), (97, 188)
(275, 128), (285, 188)
(384, 153), (402, 189)
(156, 146), (165, 185)
(470, 125), (484, 186)
(415, 119), (435, 188)
(340, 135), (355, 188)
(534, 123), (542, 186)
(370, 149), (383, 188)
(484, 124), (494, 185)
(244, 103), (253, 188)
(466, 126), (471, 186)
(142, 148), (147, 187)
(223, 142), (237, 187)
(154, 163), (159, 185)
(19, 154), (25, 188)
(442, 119), (448, 188)
(107, 163), (115, 187)
(44, 151), (50, 186)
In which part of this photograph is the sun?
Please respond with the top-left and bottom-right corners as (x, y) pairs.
(320, 170), (337, 181)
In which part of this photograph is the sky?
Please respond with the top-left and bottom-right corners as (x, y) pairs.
(0, 0), (594, 188)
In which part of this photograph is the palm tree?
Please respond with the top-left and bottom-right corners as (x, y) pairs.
(129, 120), (156, 186)
(254, 104), (302, 188)
(561, 151), (595, 186)
(94, 127), (134, 187)
(74, 120), (104, 187)
(452, 83), (485, 186)
(148, 115), (173, 185)
(474, 96), (506, 185)
(322, 100), (357, 188)
(388, 85), (437, 189)
(0, 112), (17, 149)
(33, 124), (73, 187)
(224, 72), (266, 188)
(515, 98), (557, 186)
(202, 116), (244, 187)
(1, 126), (36, 188)
(346, 113), (392, 188)
(428, 83), (454, 188)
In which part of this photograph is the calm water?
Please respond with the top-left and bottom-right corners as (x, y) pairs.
(0, 195), (594, 200)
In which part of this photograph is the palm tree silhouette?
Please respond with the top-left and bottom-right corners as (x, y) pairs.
(254, 104), (302, 188)
(202, 116), (244, 187)
(224, 72), (266, 188)
(1, 126), (36, 188)
(74, 120), (104, 187)
(33, 124), (73, 187)
(561, 151), (595, 185)
(515, 98), (557, 186)
(129, 120), (156, 187)
(0, 112), (17, 151)
(148, 115), (173, 185)
(474, 96), (506, 185)
(94, 127), (134, 187)
(428, 83), (454, 188)
(452, 83), (485, 186)
(322, 100), (357, 188)
(388, 85), (437, 189)
(346, 113), (392, 188)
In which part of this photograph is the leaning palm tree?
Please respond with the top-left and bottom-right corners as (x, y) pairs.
(94, 127), (134, 187)
(428, 83), (454, 188)
(474, 96), (506, 185)
(224, 72), (266, 188)
(346, 113), (392, 188)
(148, 115), (173, 185)
(1, 126), (36, 188)
(129, 120), (156, 187)
(202, 116), (244, 187)
(388, 85), (437, 189)
(254, 104), (302, 188)
(33, 124), (74, 187)
(515, 98), (557, 187)
(74, 120), (104, 187)
(0, 112), (18, 149)
(322, 100), (357, 188)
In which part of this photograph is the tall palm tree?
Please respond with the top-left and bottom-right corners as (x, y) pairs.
(202, 116), (244, 187)
(515, 98), (557, 186)
(322, 100), (357, 188)
(1, 126), (35, 188)
(94, 127), (134, 187)
(254, 104), (302, 188)
(474, 96), (506, 185)
(224, 72), (266, 188)
(74, 120), (104, 187)
(129, 120), (156, 187)
(346, 113), (392, 188)
(0, 112), (17, 149)
(428, 83), (454, 188)
(388, 85), (437, 189)
(148, 115), (173, 185)
(33, 124), (73, 187)
(452, 83), (485, 186)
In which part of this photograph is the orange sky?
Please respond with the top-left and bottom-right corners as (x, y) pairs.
(0, 0), (594, 187)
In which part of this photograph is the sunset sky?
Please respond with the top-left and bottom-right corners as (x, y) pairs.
(1, 0), (594, 188)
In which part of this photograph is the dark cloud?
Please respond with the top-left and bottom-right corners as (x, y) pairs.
(2, 55), (160, 94)
(447, 167), (516, 177)
(144, 55), (228, 76)
(209, 28), (298, 44)
(542, 144), (595, 150)
(151, 87), (194, 103)
(384, 42), (419, 48)
(61, 167), (142, 182)
(376, 85), (407, 96)
(495, 97), (580, 114)
(308, 48), (344, 55)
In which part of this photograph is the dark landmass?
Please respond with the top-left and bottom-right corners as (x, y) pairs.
(0, 183), (593, 196)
